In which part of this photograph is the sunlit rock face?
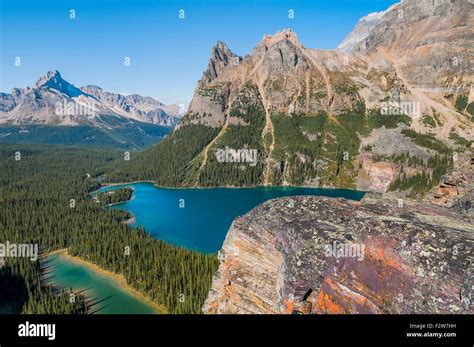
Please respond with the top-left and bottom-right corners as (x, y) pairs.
(337, 9), (389, 53)
(352, 0), (474, 91)
(204, 193), (474, 314)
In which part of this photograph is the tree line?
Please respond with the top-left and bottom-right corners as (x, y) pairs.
(0, 144), (218, 314)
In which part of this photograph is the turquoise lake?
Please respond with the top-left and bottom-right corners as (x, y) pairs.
(44, 184), (365, 314)
(99, 183), (365, 253)
(46, 253), (157, 314)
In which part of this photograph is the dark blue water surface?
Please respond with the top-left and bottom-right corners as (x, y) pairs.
(99, 183), (365, 253)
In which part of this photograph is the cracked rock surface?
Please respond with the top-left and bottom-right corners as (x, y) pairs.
(203, 193), (473, 314)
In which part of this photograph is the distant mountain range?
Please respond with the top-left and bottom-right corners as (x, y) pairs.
(107, 0), (473, 193)
(0, 70), (183, 149)
(0, 70), (182, 126)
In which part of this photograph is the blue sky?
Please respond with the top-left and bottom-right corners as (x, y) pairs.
(0, 0), (396, 105)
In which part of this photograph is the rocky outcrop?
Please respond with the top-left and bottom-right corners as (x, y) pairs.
(204, 193), (473, 314)
(429, 145), (474, 208)
(356, 153), (399, 192)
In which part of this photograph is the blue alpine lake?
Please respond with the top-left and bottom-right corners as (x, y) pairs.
(46, 253), (159, 314)
(98, 183), (365, 253)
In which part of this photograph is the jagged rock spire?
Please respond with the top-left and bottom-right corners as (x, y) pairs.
(199, 41), (241, 86)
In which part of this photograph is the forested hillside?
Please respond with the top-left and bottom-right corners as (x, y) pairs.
(0, 144), (218, 314)
(0, 116), (172, 150)
(105, 101), (442, 192)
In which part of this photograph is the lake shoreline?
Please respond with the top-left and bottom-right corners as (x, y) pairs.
(100, 180), (155, 188)
(98, 183), (364, 229)
(100, 180), (365, 193)
(93, 183), (365, 253)
(99, 187), (137, 224)
(47, 249), (166, 314)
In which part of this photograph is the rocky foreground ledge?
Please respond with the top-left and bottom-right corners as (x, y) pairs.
(203, 193), (473, 314)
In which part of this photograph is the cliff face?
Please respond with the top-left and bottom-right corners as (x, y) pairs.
(336, 8), (390, 52)
(427, 147), (474, 208)
(203, 193), (474, 314)
(186, 29), (366, 128)
(354, 0), (473, 91)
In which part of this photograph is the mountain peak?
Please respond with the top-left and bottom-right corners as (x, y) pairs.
(213, 40), (229, 50)
(34, 70), (85, 97)
(83, 85), (103, 91)
(199, 40), (241, 86)
(337, 3), (398, 52)
(259, 28), (300, 47)
(209, 40), (238, 64)
(35, 70), (63, 88)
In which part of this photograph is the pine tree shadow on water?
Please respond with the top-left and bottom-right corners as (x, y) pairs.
(40, 254), (109, 314)
(0, 265), (28, 314)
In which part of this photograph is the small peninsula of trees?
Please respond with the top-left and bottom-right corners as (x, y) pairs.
(95, 187), (133, 206)
(0, 144), (218, 314)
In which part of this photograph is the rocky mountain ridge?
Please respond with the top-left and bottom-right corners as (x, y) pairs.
(110, 0), (473, 193)
(336, 6), (393, 52)
(0, 70), (181, 127)
(352, 0), (473, 93)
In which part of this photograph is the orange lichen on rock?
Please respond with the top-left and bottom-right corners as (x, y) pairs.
(203, 193), (473, 314)
(314, 277), (381, 314)
(315, 290), (346, 314)
(282, 298), (295, 314)
(364, 236), (412, 275)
